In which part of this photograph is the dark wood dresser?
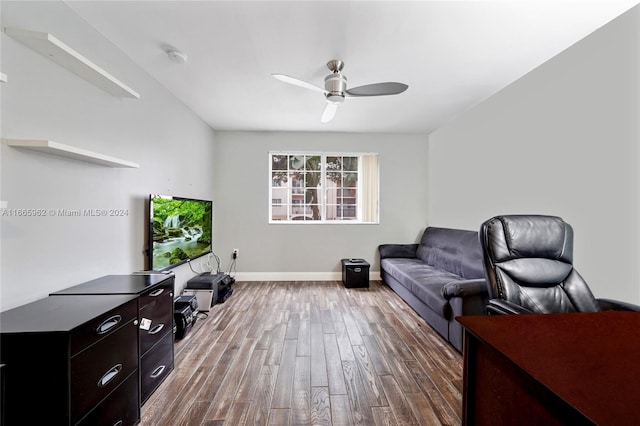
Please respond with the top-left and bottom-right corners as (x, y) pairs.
(51, 272), (175, 404)
(0, 294), (140, 425)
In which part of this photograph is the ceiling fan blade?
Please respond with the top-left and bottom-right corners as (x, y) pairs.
(321, 102), (338, 123)
(272, 73), (326, 94)
(345, 82), (408, 97)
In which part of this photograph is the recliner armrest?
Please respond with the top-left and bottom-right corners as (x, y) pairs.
(597, 298), (640, 312)
(441, 279), (487, 299)
(486, 299), (534, 315)
(378, 243), (419, 259)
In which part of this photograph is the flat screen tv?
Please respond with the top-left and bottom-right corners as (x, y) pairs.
(148, 194), (212, 271)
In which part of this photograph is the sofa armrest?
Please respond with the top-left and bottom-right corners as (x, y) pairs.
(487, 299), (534, 315)
(378, 244), (419, 259)
(597, 298), (640, 312)
(441, 279), (487, 300)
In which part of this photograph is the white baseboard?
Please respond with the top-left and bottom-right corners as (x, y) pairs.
(233, 271), (381, 282)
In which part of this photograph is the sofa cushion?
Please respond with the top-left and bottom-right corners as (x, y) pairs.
(416, 227), (484, 280)
(378, 243), (419, 259)
(381, 257), (466, 319)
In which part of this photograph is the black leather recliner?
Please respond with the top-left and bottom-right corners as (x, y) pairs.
(479, 214), (640, 315)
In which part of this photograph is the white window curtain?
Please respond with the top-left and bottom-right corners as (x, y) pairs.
(361, 154), (379, 223)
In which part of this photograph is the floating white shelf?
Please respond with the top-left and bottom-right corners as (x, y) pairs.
(4, 27), (140, 99)
(0, 72), (7, 83)
(5, 139), (139, 168)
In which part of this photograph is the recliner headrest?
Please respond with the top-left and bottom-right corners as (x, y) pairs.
(483, 215), (573, 263)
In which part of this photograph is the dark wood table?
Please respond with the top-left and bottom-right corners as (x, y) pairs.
(458, 311), (640, 426)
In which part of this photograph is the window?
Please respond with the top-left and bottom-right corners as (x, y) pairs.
(270, 152), (379, 223)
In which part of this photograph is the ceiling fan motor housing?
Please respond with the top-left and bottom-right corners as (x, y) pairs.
(325, 73), (347, 104)
(272, 59), (407, 122)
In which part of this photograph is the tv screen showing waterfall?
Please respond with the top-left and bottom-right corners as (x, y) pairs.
(148, 194), (212, 271)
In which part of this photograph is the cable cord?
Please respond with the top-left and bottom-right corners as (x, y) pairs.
(188, 258), (208, 275)
(187, 259), (199, 274)
(208, 251), (221, 273)
(227, 258), (237, 278)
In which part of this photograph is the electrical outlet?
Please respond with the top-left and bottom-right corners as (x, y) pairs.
(233, 248), (239, 259)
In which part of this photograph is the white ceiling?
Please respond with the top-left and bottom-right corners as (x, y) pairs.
(66, 0), (639, 134)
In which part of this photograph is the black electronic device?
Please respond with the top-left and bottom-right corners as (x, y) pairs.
(174, 294), (198, 340)
(215, 273), (234, 303)
(186, 272), (227, 289)
(174, 305), (195, 340)
(217, 285), (233, 303)
(220, 274), (235, 286)
(147, 194), (213, 271)
(184, 272), (234, 311)
(174, 294), (199, 313)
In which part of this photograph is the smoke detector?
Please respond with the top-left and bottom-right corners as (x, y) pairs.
(167, 49), (188, 64)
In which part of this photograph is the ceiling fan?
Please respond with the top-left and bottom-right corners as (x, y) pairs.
(272, 60), (408, 123)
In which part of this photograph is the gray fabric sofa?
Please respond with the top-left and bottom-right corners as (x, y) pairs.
(379, 227), (488, 352)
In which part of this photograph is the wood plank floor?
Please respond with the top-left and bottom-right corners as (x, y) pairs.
(140, 280), (463, 425)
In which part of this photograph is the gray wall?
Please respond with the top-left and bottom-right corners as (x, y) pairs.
(428, 7), (640, 303)
(1, 1), (216, 310)
(213, 131), (429, 279)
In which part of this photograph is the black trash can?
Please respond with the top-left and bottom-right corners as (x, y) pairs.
(341, 258), (370, 288)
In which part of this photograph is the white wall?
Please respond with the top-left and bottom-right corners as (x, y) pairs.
(213, 131), (429, 279)
(428, 7), (640, 303)
(1, 1), (216, 310)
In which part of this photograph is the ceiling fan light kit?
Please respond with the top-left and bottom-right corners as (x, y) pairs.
(273, 59), (408, 123)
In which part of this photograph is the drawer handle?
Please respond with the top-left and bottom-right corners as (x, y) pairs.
(150, 365), (166, 379)
(354, 268), (361, 272)
(149, 323), (165, 335)
(149, 288), (165, 297)
(98, 364), (122, 387)
(96, 315), (122, 334)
